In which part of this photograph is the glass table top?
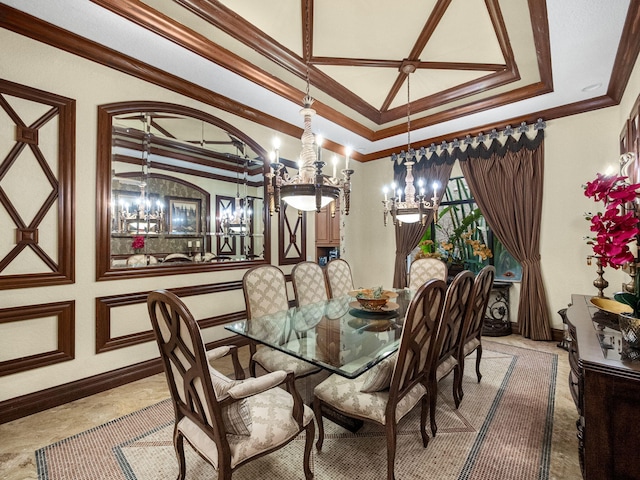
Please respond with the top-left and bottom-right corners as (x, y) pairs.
(225, 290), (414, 378)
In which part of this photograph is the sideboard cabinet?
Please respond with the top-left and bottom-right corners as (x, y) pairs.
(566, 295), (640, 480)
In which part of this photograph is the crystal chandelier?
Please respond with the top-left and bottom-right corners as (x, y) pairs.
(220, 146), (252, 236)
(267, 71), (353, 215)
(383, 62), (440, 226)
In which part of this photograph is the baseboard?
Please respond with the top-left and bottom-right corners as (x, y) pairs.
(0, 335), (250, 424)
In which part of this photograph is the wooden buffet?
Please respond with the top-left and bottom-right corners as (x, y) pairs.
(566, 294), (640, 480)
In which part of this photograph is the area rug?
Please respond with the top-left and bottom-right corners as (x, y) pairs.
(36, 342), (557, 480)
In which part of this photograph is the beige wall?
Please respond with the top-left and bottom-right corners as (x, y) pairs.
(347, 54), (640, 331)
(0, 29), (309, 401)
(1, 25), (639, 404)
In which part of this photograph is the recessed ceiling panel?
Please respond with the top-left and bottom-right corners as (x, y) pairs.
(313, 0), (438, 59)
(422, 0), (505, 64)
(316, 65), (403, 110)
(219, 0), (302, 55)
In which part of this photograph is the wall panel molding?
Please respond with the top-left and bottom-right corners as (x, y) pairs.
(0, 301), (75, 377)
(95, 280), (244, 353)
(0, 334), (248, 424)
(0, 78), (75, 289)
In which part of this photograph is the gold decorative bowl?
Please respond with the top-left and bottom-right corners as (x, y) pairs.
(589, 297), (633, 315)
(356, 296), (389, 311)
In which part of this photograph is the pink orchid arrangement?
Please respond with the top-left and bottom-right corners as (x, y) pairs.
(584, 173), (640, 268)
(131, 235), (145, 251)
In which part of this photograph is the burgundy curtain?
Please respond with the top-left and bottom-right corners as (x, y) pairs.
(392, 159), (454, 288)
(459, 133), (552, 340)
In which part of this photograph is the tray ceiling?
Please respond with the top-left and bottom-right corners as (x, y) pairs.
(1, 0), (637, 160)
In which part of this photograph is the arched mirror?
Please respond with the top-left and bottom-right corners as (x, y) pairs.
(97, 102), (270, 280)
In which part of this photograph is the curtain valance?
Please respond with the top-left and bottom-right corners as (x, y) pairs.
(392, 129), (545, 176)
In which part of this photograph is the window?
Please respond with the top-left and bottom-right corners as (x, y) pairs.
(412, 176), (522, 281)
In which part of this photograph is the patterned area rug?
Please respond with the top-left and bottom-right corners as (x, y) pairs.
(36, 342), (556, 480)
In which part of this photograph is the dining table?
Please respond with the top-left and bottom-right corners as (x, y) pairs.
(225, 288), (414, 379)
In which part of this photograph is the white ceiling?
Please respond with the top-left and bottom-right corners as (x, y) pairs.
(0, 0), (634, 159)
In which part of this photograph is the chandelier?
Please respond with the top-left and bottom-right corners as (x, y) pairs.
(220, 145), (252, 236)
(267, 72), (353, 215)
(382, 62), (440, 226)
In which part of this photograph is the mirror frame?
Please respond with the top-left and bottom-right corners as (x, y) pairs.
(96, 101), (271, 280)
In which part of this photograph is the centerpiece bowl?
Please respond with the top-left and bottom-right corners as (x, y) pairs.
(349, 287), (397, 311)
(356, 296), (389, 311)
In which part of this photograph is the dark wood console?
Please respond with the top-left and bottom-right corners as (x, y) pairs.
(566, 294), (640, 480)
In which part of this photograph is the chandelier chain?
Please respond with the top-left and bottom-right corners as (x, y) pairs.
(406, 72), (411, 155)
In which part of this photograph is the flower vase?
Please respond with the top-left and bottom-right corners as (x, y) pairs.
(592, 257), (608, 298)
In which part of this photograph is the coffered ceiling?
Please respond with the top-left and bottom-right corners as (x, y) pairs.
(1, 0), (639, 161)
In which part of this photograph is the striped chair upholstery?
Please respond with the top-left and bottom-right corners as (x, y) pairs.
(408, 258), (448, 290)
(325, 258), (354, 298)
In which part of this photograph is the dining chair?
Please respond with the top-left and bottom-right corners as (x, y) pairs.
(325, 258), (354, 298)
(408, 257), (448, 290)
(243, 265), (321, 378)
(147, 290), (315, 480)
(292, 261), (329, 306)
(126, 254), (158, 266)
(456, 265), (496, 403)
(313, 279), (447, 480)
(163, 253), (192, 263)
(426, 270), (474, 437)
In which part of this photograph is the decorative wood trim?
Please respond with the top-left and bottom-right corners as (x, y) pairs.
(0, 301), (75, 377)
(96, 101), (271, 281)
(1, 3), (638, 162)
(95, 281), (244, 353)
(0, 78), (75, 289)
(0, 332), (250, 424)
(278, 203), (307, 265)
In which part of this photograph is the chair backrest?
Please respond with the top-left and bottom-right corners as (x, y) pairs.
(325, 258), (354, 298)
(408, 258), (448, 290)
(126, 254), (158, 266)
(389, 279), (447, 400)
(292, 261), (328, 306)
(460, 265), (496, 345)
(431, 270), (475, 368)
(147, 290), (223, 444)
(243, 265), (289, 318)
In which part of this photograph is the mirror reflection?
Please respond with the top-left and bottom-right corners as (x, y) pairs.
(108, 108), (267, 269)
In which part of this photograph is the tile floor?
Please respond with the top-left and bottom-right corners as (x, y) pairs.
(0, 335), (582, 480)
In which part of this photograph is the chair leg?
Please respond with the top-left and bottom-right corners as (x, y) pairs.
(173, 427), (186, 480)
(429, 379), (438, 437)
(453, 365), (462, 409)
(420, 396), (430, 448)
(249, 343), (257, 377)
(303, 420), (315, 479)
(457, 356), (465, 402)
(475, 345), (483, 382)
(385, 421), (397, 480)
(313, 397), (325, 451)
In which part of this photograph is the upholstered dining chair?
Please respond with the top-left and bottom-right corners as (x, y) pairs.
(313, 279), (447, 480)
(147, 290), (315, 480)
(408, 257), (448, 290)
(325, 258), (354, 298)
(126, 253), (158, 266)
(456, 265), (496, 403)
(243, 265), (321, 378)
(292, 261), (329, 306)
(425, 270), (474, 437)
